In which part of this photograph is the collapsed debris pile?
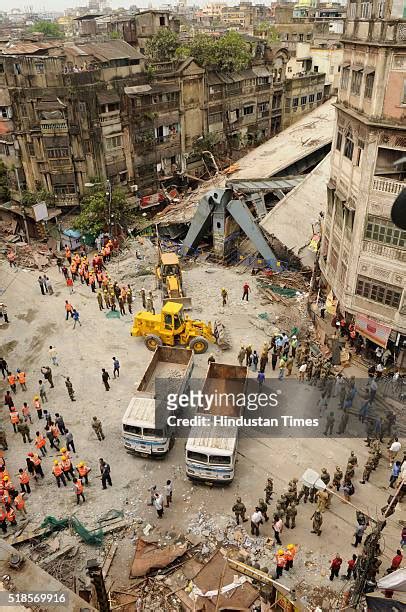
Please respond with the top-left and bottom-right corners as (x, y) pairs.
(2, 242), (53, 270)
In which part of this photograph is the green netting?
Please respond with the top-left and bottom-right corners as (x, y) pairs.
(40, 516), (104, 547)
(105, 310), (121, 319)
(268, 285), (298, 298)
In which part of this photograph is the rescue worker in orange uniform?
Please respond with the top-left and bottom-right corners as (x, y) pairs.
(31, 453), (44, 480)
(275, 549), (286, 579)
(65, 300), (73, 320)
(52, 460), (66, 488)
(72, 477), (85, 504)
(35, 431), (47, 457)
(5, 504), (17, 526)
(7, 250), (16, 267)
(7, 372), (16, 394)
(34, 396), (42, 419)
(284, 544), (297, 571)
(14, 492), (27, 516)
(16, 369), (27, 391)
(1, 489), (11, 507)
(65, 246), (71, 264)
(76, 462), (90, 485)
(18, 468), (31, 494)
(61, 455), (74, 480)
(0, 506), (7, 533)
(10, 408), (20, 433)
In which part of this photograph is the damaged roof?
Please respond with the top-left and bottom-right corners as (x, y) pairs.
(64, 40), (144, 61)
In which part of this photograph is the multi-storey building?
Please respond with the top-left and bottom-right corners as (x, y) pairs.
(319, 0), (406, 360)
(0, 34), (290, 208)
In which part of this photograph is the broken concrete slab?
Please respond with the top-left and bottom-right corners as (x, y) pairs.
(130, 538), (188, 578)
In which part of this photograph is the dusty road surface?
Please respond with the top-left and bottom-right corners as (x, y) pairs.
(0, 240), (403, 603)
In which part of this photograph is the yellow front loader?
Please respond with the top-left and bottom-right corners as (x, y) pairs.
(155, 250), (192, 310)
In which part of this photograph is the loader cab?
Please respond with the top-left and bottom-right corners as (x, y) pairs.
(160, 252), (181, 280)
(162, 302), (185, 334)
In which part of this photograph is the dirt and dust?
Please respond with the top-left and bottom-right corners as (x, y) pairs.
(0, 238), (403, 605)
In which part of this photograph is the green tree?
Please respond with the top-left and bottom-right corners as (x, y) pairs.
(177, 32), (252, 72)
(73, 187), (133, 236)
(21, 188), (55, 207)
(257, 22), (280, 42)
(29, 21), (63, 38)
(0, 161), (10, 202)
(146, 29), (180, 61)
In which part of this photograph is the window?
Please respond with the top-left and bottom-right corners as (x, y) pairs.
(159, 16), (165, 25)
(348, 2), (356, 18)
(344, 130), (354, 160)
(309, 94), (315, 103)
(0, 63), (4, 74)
(300, 96), (307, 106)
(330, 65), (334, 75)
(360, 2), (372, 19)
(272, 95), (282, 109)
(79, 102), (87, 114)
(54, 184), (76, 195)
(0, 143), (10, 156)
(105, 134), (122, 150)
(27, 142), (35, 156)
(299, 33), (304, 42)
(355, 139), (364, 166)
(356, 276), (402, 308)
(14, 63), (21, 75)
(341, 67), (350, 89)
(34, 62), (44, 74)
(377, 1), (385, 18)
(285, 98), (291, 109)
(314, 65), (318, 73)
(402, 79), (406, 104)
(329, 247), (339, 271)
(365, 72), (375, 98)
(365, 216), (406, 248)
(208, 112), (222, 124)
(258, 102), (269, 113)
(316, 91), (323, 100)
(0, 106), (10, 118)
(336, 130), (343, 151)
(351, 70), (362, 95)
(47, 147), (69, 158)
(243, 105), (254, 115)
(292, 97), (299, 107)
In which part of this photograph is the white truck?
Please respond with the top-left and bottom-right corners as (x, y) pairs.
(122, 346), (193, 457)
(185, 362), (247, 483)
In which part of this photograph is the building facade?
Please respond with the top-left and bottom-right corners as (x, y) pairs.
(319, 0), (406, 354)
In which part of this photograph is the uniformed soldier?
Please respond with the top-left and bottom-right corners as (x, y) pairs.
(311, 510), (323, 535)
(345, 462), (355, 481)
(258, 498), (269, 522)
(320, 468), (331, 487)
(323, 412), (335, 436)
(65, 377), (75, 402)
(275, 494), (287, 518)
(237, 346), (245, 367)
(332, 466), (343, 492)
(348, 451), (358, 467)
(232, 497), (248, 524)
(360, 459), (373, 484)
(309, 486), (317, 503)
(285, 503), (297, 529)
(316, 490), (329, 513)
(337, 409), (349, 435)
(297, 483), (310, 504)
(264, 477), (273, 504)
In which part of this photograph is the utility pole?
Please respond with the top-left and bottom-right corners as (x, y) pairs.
(14, 167), (30, 244)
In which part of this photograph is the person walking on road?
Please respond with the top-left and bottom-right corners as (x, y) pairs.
(112, 357), (120, 379)
(330, 554), (343, 581)
(52, 460), (66, 488)
(92, 417), (105, 441)
(72, 309), (81, 329)
(273, 514), (283, 544)
(49, 346), (58, 366)
(221, 288), (228, 306)
(242, 282), (250, 301)
(64, 377), (76, 401)
(251, 507), (263, 536)
(100, 458), (112, 489)
(41, 366), (54, 388)
(164, 479), (172, 508)
(101, 369), (110, 391)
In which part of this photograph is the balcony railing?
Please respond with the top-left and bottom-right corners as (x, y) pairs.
(372, 177), (404, 195)
(40, 119), (68, 133)
(362, 240), (406, 263)
(54, 193), (79, 206)
(100, 111), (121, 124)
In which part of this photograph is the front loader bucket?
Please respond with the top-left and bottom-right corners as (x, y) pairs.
(213, 320), (231, 350)
(163, 296), (192, 310)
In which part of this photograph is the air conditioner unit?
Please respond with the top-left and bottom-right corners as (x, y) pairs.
(130, 184), (138, 193)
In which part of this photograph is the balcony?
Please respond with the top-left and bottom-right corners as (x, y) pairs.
(100, 111), (121, 125)
(362, 240), (406, 263)
(54, 193), (79, 206)
(372, 177), (404, 196)
(40, 119), (68, 134)
(49, 159), (73, 171)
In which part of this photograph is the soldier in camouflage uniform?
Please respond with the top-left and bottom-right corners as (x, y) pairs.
(297, 483), (310, 504)
(285, 503), (297, 529)
(309, 485), (317, 503)
(316, 490), (329, 512)
(258, 498), (269, 522)
(320, 467), (331, 487)
(264, 477), (273, 504)
(348, 451), (358, 467)
(275, 494), (288, 518)
(332, 466), (343, 492)
(232, 497), (248, 524)
(311, 510), (323, 535)
(360, 459), (374, 484)
(345, 462), (355, 481)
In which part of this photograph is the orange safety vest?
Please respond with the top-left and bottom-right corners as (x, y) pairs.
(52, 465), (62, 477)
(34, 399), (41, 411)
(62, 459), (71, 472)
(284, 550), (294, 562)
(65, 302), (73, 312)
(74, 254), (80, 264)
(65, 248), (71, 259)
(97, 272), (102, 282)
(14, 494), (25, 510)
(1, 491), (10, 505)
(6, 508), (16, 522)
(0, 509), (6, 522)
(3, 481), (14, 491)
(77, 465), (89, 477)
(17, 372), (26, 384)
(32, 455), (41, 467)
(8, 374), (15, 386)
(19, 471), (30, 485)
(74, 480), (83, 495)
(10, 411), (19, 424)
(70, 263), (77, 274)
(276, 554), (286, 568)
(7, 252), (15, 262)
(0, 469), (10, 480)
(35, 435), (46, 449)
